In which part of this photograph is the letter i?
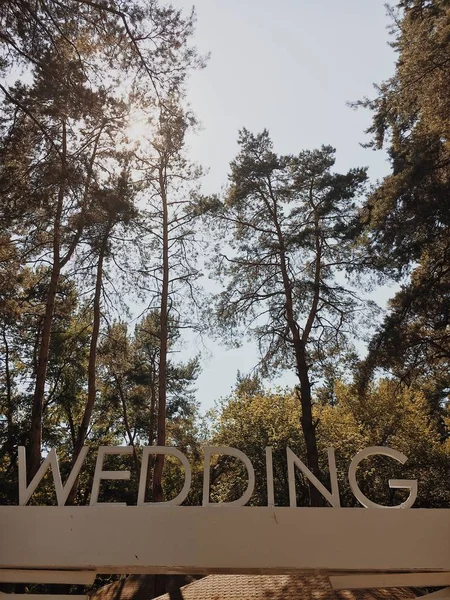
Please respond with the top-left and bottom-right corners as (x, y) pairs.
(266, 447), (275, 507)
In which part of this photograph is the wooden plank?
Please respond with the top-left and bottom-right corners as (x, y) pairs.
(0, 570), (95, 585)
(330, 572), (450, 590)
(0, 507), (449, 574)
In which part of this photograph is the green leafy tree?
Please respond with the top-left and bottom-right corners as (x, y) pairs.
(0, 0), (204, 483)
(210, 377), (450, 508)
(97, 312), (200, 503)
(355, 0), (450, 408)
(0, 48), (135, 481)
(208, 130), (368, 505)
(210, 381), (306, 507)
(317, 379), (450, 508)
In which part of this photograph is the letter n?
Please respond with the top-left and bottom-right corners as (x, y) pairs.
(286, 447), (340, 507)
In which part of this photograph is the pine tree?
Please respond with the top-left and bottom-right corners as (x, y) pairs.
(355, 0), (450, 405)
(208, 130), (368, 505)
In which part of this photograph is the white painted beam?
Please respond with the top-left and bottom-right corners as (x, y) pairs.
(330, 572), (450, 590)
(0, 570), (96, 585)
(0, 507), (449, 574)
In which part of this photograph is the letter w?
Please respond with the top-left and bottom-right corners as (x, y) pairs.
(18, 447), (88, 506)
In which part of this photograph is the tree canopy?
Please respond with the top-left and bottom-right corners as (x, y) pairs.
(0, 0), (448, 524)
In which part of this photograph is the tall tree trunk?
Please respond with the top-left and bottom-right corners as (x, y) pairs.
(152, 162), (169, 503)
(296, 211), (323, 506)
(267, 182), (323, 506)
(145, 366), (158, 501)
(66, 227), (110, 504)
(293, 347), (322, 506)
(149, 365), (157, 446)
(280, 252), (322, 507)
(26, 124), (101, 483)
(27, 121), (66, 483)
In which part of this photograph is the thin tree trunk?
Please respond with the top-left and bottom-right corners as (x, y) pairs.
(66, 227), (110, 504)
(116, 374), (139, 471)
(66, 405), (76, 451)
(2, 326), (15, 467)
(27, 120), (67, 483)
(152, 161), (169, 503)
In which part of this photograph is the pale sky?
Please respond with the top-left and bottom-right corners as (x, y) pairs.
(165, 0), (397, 410)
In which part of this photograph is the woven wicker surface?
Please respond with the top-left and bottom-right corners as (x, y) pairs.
(91, 574), (416, 600)
(154, 574), (415, 600)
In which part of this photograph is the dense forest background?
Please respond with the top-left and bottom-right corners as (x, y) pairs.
(0, 0), (449, 515)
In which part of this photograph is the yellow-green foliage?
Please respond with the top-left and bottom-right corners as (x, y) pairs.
(211, 380), (450, 507)
(317, 380), (448, 507)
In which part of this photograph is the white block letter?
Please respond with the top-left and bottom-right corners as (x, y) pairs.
(18, 446), (88, 506)
(203, 446), (255, 507)
(90, 446), (133, 506)
(266, 447), (275, 507)
(137, 446), (191, 506)
(348, 446), (417, 509)
(287, 447), (340, 507)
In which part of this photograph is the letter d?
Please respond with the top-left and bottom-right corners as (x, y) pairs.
(202, 447), (255, 507)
